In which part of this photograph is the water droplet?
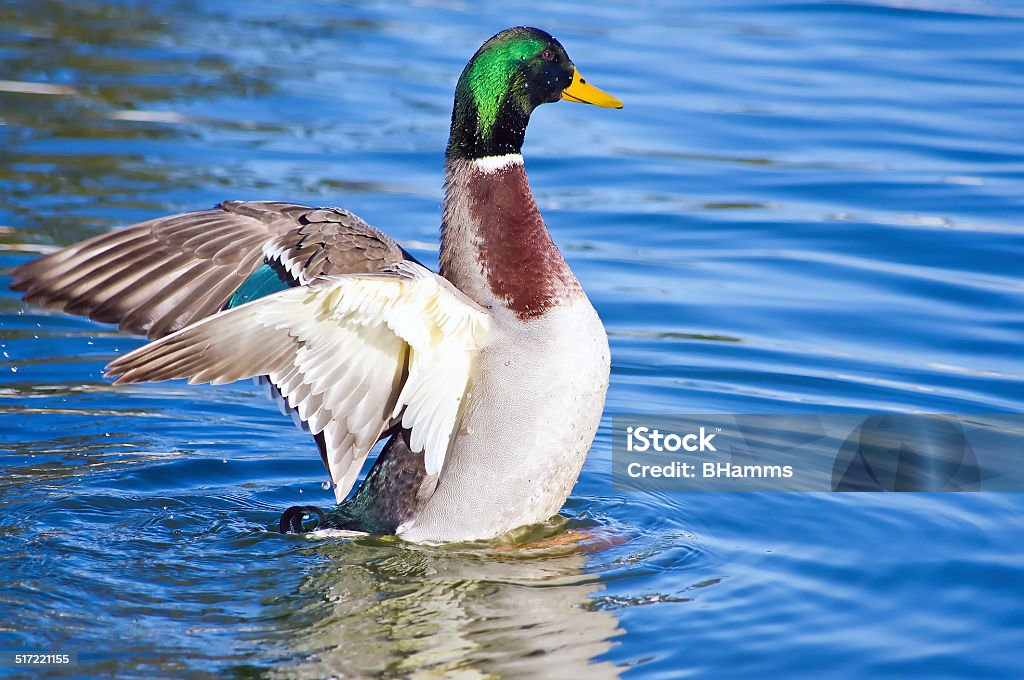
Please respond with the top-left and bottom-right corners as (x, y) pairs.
(321, 481), (332, 491)
(10, 366), (16, 373)
(222, 458), (227, 464)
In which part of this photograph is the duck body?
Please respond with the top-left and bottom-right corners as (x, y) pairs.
(397, 154), (610, 541)
(10, 27), (621, 543)
(403, 297), (608, 541)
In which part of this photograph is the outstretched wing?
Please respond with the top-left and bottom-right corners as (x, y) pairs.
(104, 261), (491, 503)
(10, 200), (410, 339)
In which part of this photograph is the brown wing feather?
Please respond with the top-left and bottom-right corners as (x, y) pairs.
(10, 200), (411, 339)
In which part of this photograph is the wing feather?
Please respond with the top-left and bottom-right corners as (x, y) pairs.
(104, 261), (490, 502)
(11, 200), (410, 339)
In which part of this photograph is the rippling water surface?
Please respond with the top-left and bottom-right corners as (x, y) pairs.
(2, 1), (1023, 677)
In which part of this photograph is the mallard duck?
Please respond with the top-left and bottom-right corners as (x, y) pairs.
(10, 26), (622, 543)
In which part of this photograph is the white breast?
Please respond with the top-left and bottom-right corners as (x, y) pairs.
(398, 296), (610, 543)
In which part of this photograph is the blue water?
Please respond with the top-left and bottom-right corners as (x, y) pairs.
(2, 1), (1023, 677)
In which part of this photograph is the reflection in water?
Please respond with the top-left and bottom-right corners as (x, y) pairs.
(0, 0), (286, 238)
(270, 530), (623, 678)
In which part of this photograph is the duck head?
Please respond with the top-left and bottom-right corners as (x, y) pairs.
(446, 26), (622, 160)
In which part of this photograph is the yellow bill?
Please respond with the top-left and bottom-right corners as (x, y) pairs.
(561, 69), (623, 109)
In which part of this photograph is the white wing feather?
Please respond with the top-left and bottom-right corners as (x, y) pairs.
(105, 261), (490, 502)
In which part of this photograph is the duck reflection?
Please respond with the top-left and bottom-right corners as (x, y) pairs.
(272, 523), (623, 678)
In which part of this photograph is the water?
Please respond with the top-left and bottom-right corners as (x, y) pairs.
(2, 0), (1023, 676)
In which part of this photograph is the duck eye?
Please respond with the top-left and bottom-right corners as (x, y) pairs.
(541, 48), (556, 62)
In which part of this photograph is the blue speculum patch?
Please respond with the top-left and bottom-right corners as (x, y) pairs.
(225, 263), (292, 309)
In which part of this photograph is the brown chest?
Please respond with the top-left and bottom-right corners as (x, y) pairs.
(440, 158), (581, 320)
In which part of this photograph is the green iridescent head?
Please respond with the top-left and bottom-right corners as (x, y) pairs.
(446, 26), (622, 160)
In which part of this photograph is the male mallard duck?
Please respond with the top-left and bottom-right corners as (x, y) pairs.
(10, 26), (622, 543)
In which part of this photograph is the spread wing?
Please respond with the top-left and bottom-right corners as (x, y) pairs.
(104, 261), (491, 502)
(9, 200), (410, 339)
